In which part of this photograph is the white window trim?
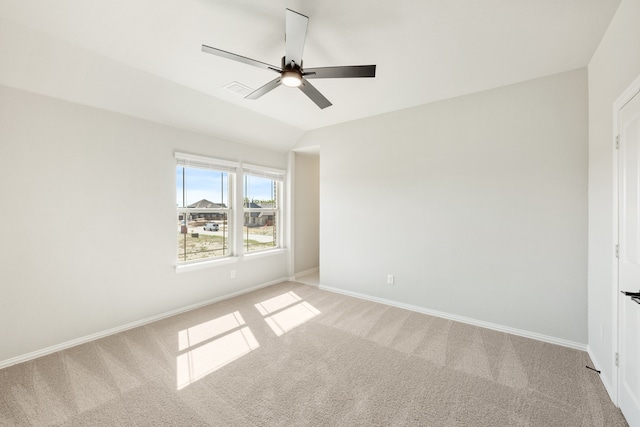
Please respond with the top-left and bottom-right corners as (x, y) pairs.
(174, 154), (288, 269)
(243, 248), (286, 260)
(243, 163), (286, 180)
(175, 152), (239, 171)
(175, 255), (239, 273)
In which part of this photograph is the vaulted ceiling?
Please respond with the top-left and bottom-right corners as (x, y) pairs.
(0, 0), (621, 151)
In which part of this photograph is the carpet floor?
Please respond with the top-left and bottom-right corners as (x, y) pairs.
(0, 281), (628, 426)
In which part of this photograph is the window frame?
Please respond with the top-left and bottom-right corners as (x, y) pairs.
(242, 163), (286, 255)
(175, 152), (238, 265)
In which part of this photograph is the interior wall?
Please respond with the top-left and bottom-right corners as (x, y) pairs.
(0, 84), (289, 364)
(587, 0), (640, 397)
(293, 153), (320, 275)
(295, 68), (589, 344)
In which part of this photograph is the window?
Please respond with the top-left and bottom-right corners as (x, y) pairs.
(243, 164), (285, 253)
(176, 153), (237, 263)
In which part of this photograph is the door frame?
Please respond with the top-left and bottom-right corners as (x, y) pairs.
(613, 72), (640, 407)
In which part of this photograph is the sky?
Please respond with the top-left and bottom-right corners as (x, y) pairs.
(176, 167), (275, 207)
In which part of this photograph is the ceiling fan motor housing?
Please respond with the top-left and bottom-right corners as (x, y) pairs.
(281, 64), (303, 87)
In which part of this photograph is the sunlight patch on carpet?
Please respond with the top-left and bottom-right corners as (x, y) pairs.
(264, 301), (321, 336)
(177, 311), (259, 390)
(178, 311), (245, 351)
(254, 291), (302, 315)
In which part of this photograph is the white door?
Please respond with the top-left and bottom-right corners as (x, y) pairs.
(618, 89), (640, 427)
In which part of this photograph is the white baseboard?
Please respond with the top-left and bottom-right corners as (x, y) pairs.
(587, 346), (617, 405)
(319, 285), (587, 351)
(0, 277), (287, 370)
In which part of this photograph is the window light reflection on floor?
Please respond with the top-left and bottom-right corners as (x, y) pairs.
(178, 311), (245, 351)
(255, 292), (321, 337)
(254, 291), (302, 316)
(176, 311), (258, 390)
(176, 291), (322, 390)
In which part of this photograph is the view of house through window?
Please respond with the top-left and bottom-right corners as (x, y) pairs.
(243, 173), (280, 253)
(177, 165), (231, 262)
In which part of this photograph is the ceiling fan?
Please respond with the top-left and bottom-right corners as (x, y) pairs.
(201, 9), (376, 109)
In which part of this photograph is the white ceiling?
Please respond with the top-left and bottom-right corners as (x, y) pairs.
(0, 0), (621, 151)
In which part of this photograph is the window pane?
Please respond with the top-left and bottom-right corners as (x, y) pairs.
(182, 168), (228, 207)
(244, 175), (276, 208)
(178, 212), (229, 262)
(243, 173), (279, 253)
(244, 212), (277, 253)
(177, 163), (231, 263)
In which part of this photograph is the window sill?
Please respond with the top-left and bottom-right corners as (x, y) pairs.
(175, 256), (239, 274)
(243, 248), (286, 260)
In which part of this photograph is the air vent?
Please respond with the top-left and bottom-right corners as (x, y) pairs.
(223, 81), (254, 97)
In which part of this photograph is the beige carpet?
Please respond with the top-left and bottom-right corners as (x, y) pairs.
(0, 281), (628, 426)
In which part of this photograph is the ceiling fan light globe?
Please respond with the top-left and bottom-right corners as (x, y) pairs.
(281, 70), (302, 87)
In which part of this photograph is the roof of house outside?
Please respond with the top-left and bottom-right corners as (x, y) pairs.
(187, 199), (227, 209)
(244, 201), (275, 218)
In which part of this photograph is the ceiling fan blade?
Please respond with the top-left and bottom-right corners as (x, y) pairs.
(201, 45), (281, 73)
(298, 80), (332, 109)
(303, 65), (376, 79)
(245, 77), (282, 100)
(285, 9), (308, 67)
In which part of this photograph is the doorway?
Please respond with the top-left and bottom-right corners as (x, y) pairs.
(291, 148), (320, 283)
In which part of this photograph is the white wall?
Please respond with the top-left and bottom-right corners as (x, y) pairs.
(296, 68), (588, 344)
(0, 85), (289, 364)
(293, 153), (320, 275)
(587, 0), (640, 398)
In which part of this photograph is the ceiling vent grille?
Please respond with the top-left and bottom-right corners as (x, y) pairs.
(223, 81), (254, 97)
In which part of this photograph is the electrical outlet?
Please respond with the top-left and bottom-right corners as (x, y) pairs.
(387, 274), (394, 285)
(230, 269), (236, 279)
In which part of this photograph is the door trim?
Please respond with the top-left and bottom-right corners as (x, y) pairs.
(613, 73), (640, 407)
